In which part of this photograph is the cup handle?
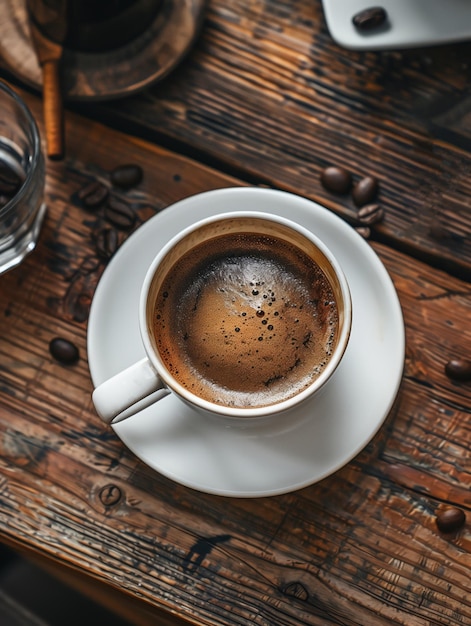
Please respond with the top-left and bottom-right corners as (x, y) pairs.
(92, 357), (170, 424)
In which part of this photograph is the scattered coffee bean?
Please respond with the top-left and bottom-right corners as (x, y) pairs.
(110, 164), (143, 189)
(352, 176), (379, 207)
(320, 166), (352, 194)
(105, 196), (136, 230)
(445, 358), (471, 382)
(49, 337), (80, 365)
(436, 507), (466, 533)
(352, 7), (388, 31)
(94, 226), (119, 259)
(355, 226), (371, 239)
(357, 203), (383, 226)
(77, 180), (109, 209)
(0, 159), (23, 195)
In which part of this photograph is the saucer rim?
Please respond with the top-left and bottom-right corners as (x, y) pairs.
(87, 187), (405, 497)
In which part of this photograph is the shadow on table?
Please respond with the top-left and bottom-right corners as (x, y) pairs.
(0, 545), (133, 626)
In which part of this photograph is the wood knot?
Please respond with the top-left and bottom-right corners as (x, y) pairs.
(281, 581), (309, 601)
(99, 484), (123, 507)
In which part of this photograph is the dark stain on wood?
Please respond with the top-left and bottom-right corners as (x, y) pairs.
(183, 535), (231, 572)
(2, 429), (49, 468)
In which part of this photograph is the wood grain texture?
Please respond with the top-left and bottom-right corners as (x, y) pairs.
(41, 60), (63, 159)
(49, 0), (471, 280)
(0, 91), (469, 625)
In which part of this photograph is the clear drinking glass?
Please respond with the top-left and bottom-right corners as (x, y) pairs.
(0, 81), (46, 275)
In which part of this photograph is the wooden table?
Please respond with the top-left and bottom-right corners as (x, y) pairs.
(1, 0), (470, 624)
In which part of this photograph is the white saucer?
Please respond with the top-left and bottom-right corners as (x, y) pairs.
(87, 188), (405, 497)
(322, 0), (471, 50)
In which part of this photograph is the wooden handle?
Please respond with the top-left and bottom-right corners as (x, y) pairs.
(42, 60), (64, 160)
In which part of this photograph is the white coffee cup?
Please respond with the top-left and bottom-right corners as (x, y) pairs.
(92, 211), (352, 424)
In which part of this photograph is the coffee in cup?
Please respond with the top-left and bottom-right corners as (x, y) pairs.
(92, 211), (351, 423)
(152, 230), (339, 409)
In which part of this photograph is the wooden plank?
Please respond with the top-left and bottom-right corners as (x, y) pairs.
(3, 2), (471, 276)
(2, 547), (193, 626)
(45, 0), (469, 280)
(0, 91), (469, 625)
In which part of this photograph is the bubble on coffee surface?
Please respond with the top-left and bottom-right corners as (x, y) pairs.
(153, 233), (338, 409)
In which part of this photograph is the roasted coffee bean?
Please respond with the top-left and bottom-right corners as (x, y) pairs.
(436, 507), (466, 533)
(355, 226), (371, 239)
(0, 159), (22, 195)
(94, 226), (119, 259)
(49, 337), (80, 365)
(110, 164), (143, 189)
(320, 166), (352, 194)
(0, 194), (11, 208)
(352, 7), (388, 30)
(77, 180), (109, 209)
(352, 176), (378, 207)
(445, 358), (471, 382)
(357, 203), (383, 226)
(105, 196), (136, 229)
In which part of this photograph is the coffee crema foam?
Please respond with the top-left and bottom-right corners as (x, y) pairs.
(152, 233), (338, 409)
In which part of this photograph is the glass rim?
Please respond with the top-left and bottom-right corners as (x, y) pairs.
(0, 80), (43, 217)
